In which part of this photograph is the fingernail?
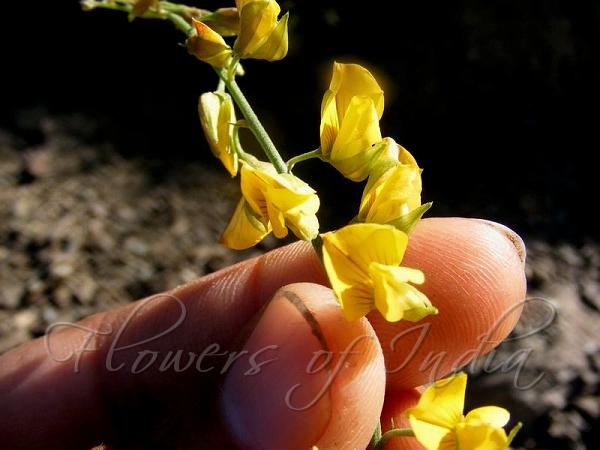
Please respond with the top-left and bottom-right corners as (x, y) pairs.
(475, 219), (527, 265)
(221, 292), (332, 450)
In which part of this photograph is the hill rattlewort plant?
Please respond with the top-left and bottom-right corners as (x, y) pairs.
(82, 1), (523, 448)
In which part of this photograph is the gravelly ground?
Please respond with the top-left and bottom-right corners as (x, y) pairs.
(1, 116), (598, 449)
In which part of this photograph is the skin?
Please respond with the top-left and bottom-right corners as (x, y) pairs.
(0, 217), (526, 450)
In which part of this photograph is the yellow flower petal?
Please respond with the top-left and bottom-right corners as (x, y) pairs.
(220, 199), (270, 250)
(407, 373), (467, 431)
(234, 0), (281, 58)
(319, 90), (339, 155)
(408, 418), (455, 450)
(198, 92), (238, 176)
(363, 138), (419, 191)
(465, 406), (510, 428)
(248, 12), (289, 61)
(321, 232), (374, 321)
(369, 263), (436, 322)
(266, 185), (320, 240)
(187, 20), (233, 68)
(332, 95), (381, 153)
(266, 194), (288, 238)
(455, 420), (509, 450)
(329, 62), (384, 123)
(329, 96), (383, 181)
(240, 162), (271, 217)
(323, 223), (407, 274)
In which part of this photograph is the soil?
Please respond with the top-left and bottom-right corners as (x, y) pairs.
(1, 115), (598, 449)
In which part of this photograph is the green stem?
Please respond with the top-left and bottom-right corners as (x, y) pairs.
(231, 123), (258, 165)
(166, 11), (194, 35)
(82, 1), (195, 35)
(372, 428), (415, 450)
(160, 1), (204, 16)
(216, 68), (288, 174)
(287, 148), (323, 170)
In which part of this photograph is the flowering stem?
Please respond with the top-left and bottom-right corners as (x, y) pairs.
(81, 0), (195, 35)
(287, 148), (323, 171)
(216, 68), (288, 174)
(372, 428), (415, 450)
(166, 11), (194, 35)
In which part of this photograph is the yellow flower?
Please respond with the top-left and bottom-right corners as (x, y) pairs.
(356, 138), (431, 233)
(187, 20), (233, 68)
(321, 223), (437, 322)
(233, 0), (289, 61)
(407, 373), (519, 450)
(319, 62), (385, 181)
(198, 91), (238, 177)
(221, 161), (320, 249)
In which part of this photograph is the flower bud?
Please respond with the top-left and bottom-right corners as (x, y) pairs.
(198, 91), (238, 176)
(187, 20), (233, 68)
(233, 0), (289, 61)
(358, 140), (429, 233)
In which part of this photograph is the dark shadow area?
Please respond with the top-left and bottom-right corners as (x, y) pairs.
(3, 0), (598, 242)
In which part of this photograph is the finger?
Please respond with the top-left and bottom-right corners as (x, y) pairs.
(221, 283), (386, 450)
(380, 389), (424, 450)
(0, 241), (326, 449)
(368, 217), (527, 389)
(0, 217), (526, 448)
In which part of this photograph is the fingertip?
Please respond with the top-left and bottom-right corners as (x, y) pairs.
(370, 217), (526, 389)
(221, 283), (386, 450)
(254, 242), (329, 300)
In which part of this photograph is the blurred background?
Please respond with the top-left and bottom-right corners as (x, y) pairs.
(1, 1), (598, 449)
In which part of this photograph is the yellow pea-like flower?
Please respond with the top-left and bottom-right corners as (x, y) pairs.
(187, 20), (233, 68)
(358, 138), (422, 222)
(198, 91), (238, 177)
(233, 0), (289, 61)
(321, 223), (437, 322)
(319, 62), (385, 181)
(221, 161), (320, 249)
(407, 373), (521, 450)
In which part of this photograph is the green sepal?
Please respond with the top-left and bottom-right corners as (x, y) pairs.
(507, 422), (522, 445)
(386, 202), (432, 234)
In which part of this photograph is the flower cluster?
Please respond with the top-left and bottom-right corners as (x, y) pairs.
(187, 0), (289, 66)
(192, 1), (435, 324)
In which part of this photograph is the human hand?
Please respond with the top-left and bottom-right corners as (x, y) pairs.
(0, 217), (526, 450)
